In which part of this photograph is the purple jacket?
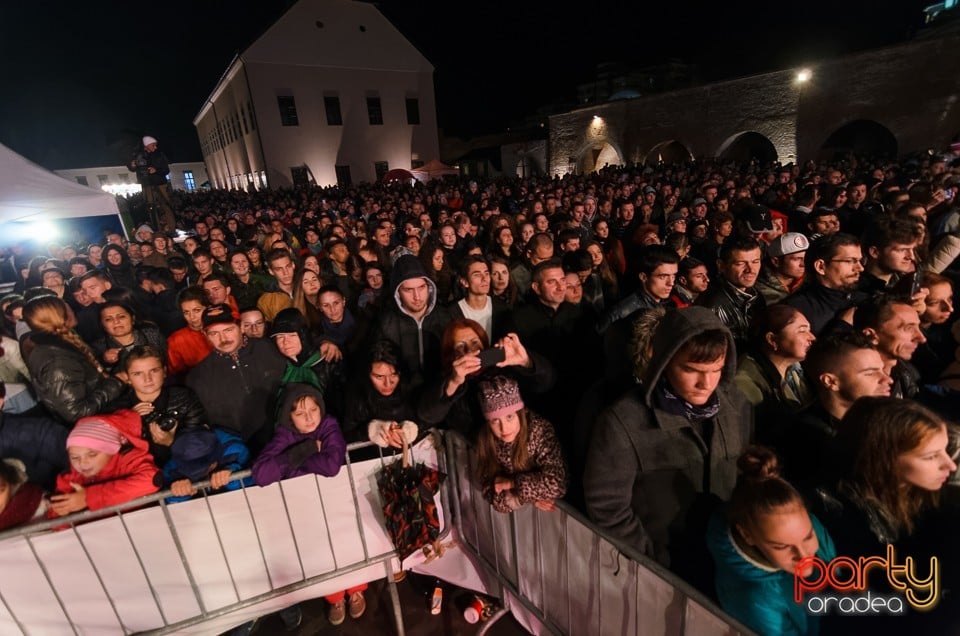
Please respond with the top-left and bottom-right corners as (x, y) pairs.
(252, 383), (347, 486)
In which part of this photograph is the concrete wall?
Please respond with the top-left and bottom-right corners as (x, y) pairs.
(549, 33), (960, 175)
(502, 139), (548, 178)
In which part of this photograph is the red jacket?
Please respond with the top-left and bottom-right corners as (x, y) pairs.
(166, 327), (213, 377)
(52, 410), (159, 515)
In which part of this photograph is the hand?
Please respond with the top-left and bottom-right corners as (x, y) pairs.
(170, 479), (196, 497)
(910, 287), (930, 316)
(534, 499), (558, 512)
(147, 167), (156, 174)
(50, 483), (87, 516)
(447, 354), (482, 394)
(385, 423), (405, 449)
(149, 421), (177, 446)
(103, 348), (121, 365)
(319, 341), (343, 363)
(495, 333), (531, 368)
(494, 476), (514, 494)
(133, 401), (156, 417)
(209, 469), (232, 490)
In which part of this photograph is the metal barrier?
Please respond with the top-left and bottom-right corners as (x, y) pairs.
(443, 431), (757, 636)
(0, 437), (450, 635)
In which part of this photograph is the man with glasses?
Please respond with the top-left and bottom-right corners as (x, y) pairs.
(783, 233), (866, 335)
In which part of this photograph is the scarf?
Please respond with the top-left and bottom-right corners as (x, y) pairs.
(653, 378), (720, 424)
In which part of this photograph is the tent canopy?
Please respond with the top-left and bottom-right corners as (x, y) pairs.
(411, 159), (458, 182)
(0, 142), (120, 224)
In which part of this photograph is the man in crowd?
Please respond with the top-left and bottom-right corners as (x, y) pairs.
(449, 255), (510, 341)
(598, 245), (678, 333)
(853, 294), (926, 399)
(257, 248), (297, 321)
(671, 257), (710, 307)
(128, 135), (175, 232)
(755, 232), (809, 304)
(696, 237), (766, 350)
(857, 217), (922, 294)
(783, 233), (865, 335)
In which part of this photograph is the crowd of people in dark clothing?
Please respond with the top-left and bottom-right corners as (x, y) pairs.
(2, 146), (960, 634)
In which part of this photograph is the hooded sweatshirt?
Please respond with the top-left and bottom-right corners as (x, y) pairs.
(707, 510), (835, 636)
(252, 383), (346, 486)
(584, 307), (752, 566)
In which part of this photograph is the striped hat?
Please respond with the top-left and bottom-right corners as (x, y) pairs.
(67, 417), (124, 455)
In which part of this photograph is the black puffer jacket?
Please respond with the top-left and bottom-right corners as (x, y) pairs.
(22, 332), (125, 424)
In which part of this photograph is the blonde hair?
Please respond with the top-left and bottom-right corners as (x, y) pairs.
(23, 296), (106, 375)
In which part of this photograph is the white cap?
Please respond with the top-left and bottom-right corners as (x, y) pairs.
(142, 136), (158, 147)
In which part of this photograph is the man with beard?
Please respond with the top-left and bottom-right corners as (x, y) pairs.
(783, 233), (866, 335)
(696, 237), (766, 351)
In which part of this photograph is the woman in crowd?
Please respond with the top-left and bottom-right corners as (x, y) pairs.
(418, 319), (554, 436)
(101, 244), (138, 289)
(735, 304), (815, 441)
(301, 253), (321, 277)
(420, 244), (455, 303)
(22, 297), (126, 424)
(584, 240), (620, 307)
(48, 410), (159, 517)
(228, 251), (269, 310)
(707, 446), (835, 636)
(491, 225), (523, 268)
(341, 340), (418, 445)
(476, 375), (566, 513)
(91, 301), (166, 373)
(912, 272), (956, 383)
(488, 255), (519, 307)
(291, 268), (325, 333)
(357, 262), (385, 313)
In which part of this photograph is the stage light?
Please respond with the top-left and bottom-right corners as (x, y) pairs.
(796, 69), (812, 83)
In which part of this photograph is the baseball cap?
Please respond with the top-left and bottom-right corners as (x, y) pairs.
(201, 304), (236, 329)
(742, 204), (775, 233)
(767, 232), (810, 258)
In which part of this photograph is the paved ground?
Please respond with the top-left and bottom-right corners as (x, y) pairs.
(254, 576), (530, 636)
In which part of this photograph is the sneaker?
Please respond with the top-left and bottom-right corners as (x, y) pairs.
(348, 591), (367, 619)
(280, 605), (302, 631)
(328, 599), (346, 626)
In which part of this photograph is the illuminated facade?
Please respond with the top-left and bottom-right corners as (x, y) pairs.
(193, 0), (439, 191)
(54, 162), (209, 196)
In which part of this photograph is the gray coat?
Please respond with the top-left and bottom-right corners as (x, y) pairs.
(583, 307), (752, 566)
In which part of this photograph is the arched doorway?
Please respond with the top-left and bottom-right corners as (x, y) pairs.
(645, 140), (693, 164)
(516, 155), (541, 178)
(820, 120), (898, 160)
(716, 131), (778, 163)
(580, 142), (624, 174)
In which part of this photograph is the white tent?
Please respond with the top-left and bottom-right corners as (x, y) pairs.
(0, 142), (120, 224)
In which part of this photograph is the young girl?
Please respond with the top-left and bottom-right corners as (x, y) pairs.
(49, 410), (159, 517)
(476, 375), (566, 513)
(251, 384), (361, 624)
(707, 446), (835, 636)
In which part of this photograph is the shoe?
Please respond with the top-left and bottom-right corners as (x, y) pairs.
(328, 599), (346, 626)
(280, 605), (302, 631)
(348, 591), (366, 619)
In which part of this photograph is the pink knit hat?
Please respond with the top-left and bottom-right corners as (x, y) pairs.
(67, 417), (124, 455)
(478, 375), (524, 421)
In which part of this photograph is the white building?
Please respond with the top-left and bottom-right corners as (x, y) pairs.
(193, 0), (440, 191)
(55, 162), (209, 196)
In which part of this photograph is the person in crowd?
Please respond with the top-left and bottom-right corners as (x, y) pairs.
(857, 217), (923, 295)
(598, 245), (678, 333)
(100, 244), (138, 290)
(696, 236), (766, 351)
(357, 262), (386, 313)
(783, 233), (866, 335)
(128, 135), (175, 232)
(0, 381), (68, 487)
(251, 383), (360, 625)
(913, 272), (956, 382)
(290, 267), (325, 332)
(476, 375), (566, 513)
(0, 458), (48, 530)
(707, 446), (835, 636)
(228, 251), (269, 310)
(163, 426), (251, 504)
(735, 304), (815, 429)
(419, 244), (455, 304)
(584, 307), (751, 591)
(853, 294), (926, 399)
(671, 257), (710, 308)
(91, 301), (166, 373)
(239, 307), (267, 339)
(448, 255), (511, 340)
(756, 232), (809, 304)
(21, 296), (126, 424)
(269, 308), (341, 406)
(166, 286), (213, 379)
(257, 248), (298, 321)
(342, 340), (419, 444)
(187, 305), (287, 455)
(511, 232), (554, 296)
(49, 411), (159, 517)
(201, 273), (240, 318)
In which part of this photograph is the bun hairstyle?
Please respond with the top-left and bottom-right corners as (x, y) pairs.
(728, 446), (804, 532)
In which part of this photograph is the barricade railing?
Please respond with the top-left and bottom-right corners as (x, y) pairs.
(443, 431), (757, 636)
(0, 437), (450, 635)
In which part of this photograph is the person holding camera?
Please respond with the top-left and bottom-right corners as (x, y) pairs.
(111, 345), (208, 467)
(128, 135), (176, 233)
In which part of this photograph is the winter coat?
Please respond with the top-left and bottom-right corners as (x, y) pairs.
(51, 410), (159, 514)
(23, 332), (126, 424)
(162, 428), (251, 503)
(110, 384), (209, 467)
(707, 510), (835, 636)
(695, 279), (766, 351)
(735, 350), (812, 442)
(186, 337), (287, 451)
(481, 411), (567, 513)
(583, 307), (752, 567)
(783, 283), (866, 336)
(166, 327), (213, 378)
(252, 384), (347, 486)
(91, 324), (166, 373)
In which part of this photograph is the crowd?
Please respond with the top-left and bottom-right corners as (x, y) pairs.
(2, 139), (960, 634)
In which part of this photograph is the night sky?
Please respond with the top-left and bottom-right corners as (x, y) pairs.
(0, 0), (928, 170)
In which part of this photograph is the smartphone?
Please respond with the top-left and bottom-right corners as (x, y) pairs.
(477, 347), (506, 370)
(893, 271), (922, 298)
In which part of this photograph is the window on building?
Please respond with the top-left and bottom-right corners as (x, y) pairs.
(277, 95), (299, 126)
(406, 98), (420, 125)
(335, 165), (352, 187)
(184, 171), (196, 191)
(366, 96), (383, 125)
(75, 176), (88, 186)
(241, 104), (249, 135)
(324, 95), (342, 126)
(374, 161), (389, 182)
(97, 175), (109, 186)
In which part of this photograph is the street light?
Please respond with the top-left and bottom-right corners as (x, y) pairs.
(796, 68), (812, 83)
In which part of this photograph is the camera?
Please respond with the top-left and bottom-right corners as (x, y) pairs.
(145, 409), (180, 432)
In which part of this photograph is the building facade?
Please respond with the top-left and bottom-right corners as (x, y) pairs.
(194, 0), (440, 191)
(55, 162), (209, 196)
